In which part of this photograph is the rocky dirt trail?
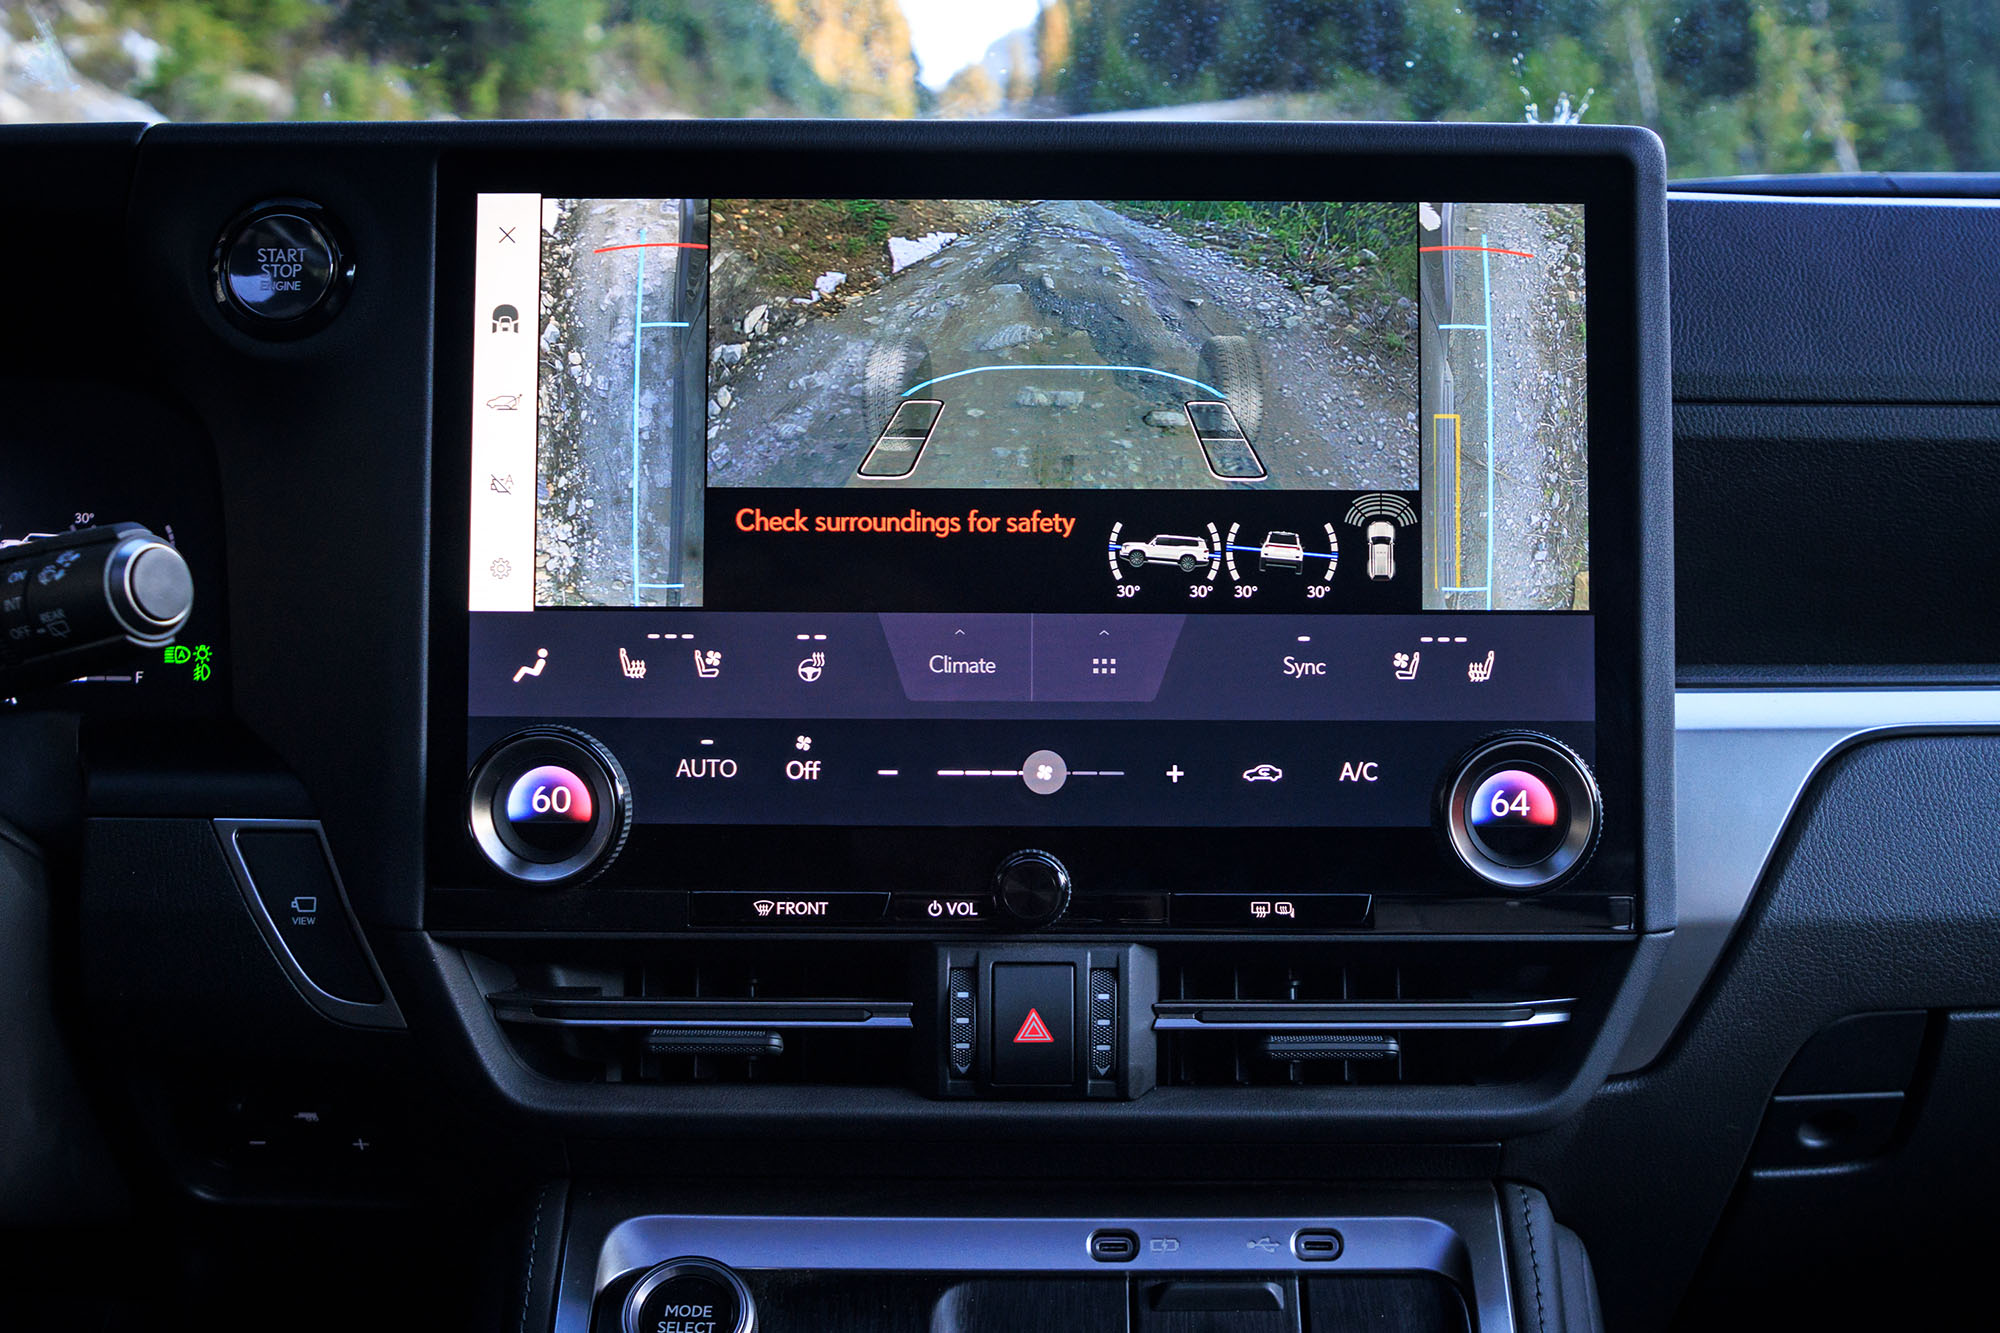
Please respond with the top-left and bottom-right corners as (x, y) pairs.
(1434, 202), (1586, 611)
(537, 198), (697, 606)
(707, 200), (1417, 491)
(1462, 202), (1587, 611)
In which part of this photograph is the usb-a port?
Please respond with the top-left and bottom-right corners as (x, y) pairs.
(1293, 1228), (1344, 1260)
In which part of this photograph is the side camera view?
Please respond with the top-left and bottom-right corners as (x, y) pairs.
(534, 198), (710, 609)
(704, 199), (1419, 491)
(1418, 201), (1588, 612)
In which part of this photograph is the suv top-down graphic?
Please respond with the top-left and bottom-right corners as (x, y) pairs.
(1259, 530), (1305, 573)
(1119, 533), (1211, 572)
(1366, 520), (1397, 581)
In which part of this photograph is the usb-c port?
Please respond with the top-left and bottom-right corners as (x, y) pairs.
(1089, 1228), (1139, 1262)
(1293, 1228), (1344, 1260)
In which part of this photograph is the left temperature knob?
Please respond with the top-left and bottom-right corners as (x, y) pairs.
(467, 727), (632, 885)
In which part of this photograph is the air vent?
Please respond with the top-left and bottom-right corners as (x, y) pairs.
(471, 943), (914, 1087)
(1153, 949), (1589, 1088)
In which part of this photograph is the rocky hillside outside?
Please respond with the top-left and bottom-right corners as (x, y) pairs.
(2, 0), (916, 122)
(6, 1), (2000, 179)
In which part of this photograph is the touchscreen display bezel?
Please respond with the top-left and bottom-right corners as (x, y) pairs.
(426, 121), (1669, 927)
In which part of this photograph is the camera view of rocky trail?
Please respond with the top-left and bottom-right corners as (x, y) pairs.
(536, 198), (708, 608)
(1421, 201), (1587, 612)
(706, 199), (1418, 490)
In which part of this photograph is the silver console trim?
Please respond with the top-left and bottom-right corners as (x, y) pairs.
(557, 1191), (1515, 1332)
(1153, 999), (1573, 1032)
(1619, 688), (2000, 1073)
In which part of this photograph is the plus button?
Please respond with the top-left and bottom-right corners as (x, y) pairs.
(1166, 765), (1185, 784)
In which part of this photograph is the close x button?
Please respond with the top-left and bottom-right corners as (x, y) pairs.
(991, 963), (1074, 1086)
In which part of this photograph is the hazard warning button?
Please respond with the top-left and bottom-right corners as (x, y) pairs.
(992, 963), (1074, 1087)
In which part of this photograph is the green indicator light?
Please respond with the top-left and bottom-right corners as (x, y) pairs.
(162, 643), (217, 681)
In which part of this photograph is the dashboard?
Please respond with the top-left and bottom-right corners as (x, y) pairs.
(0, 118), (1993, 1333)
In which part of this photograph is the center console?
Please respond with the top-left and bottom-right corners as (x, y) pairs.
(421, 125), (1670, 1128)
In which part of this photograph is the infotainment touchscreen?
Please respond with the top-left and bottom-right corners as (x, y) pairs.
(465, 195), (1590, 830)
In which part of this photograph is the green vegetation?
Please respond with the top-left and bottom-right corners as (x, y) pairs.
(1045, 0), (2000, 176)
(833, 199), (899, 255)
(17, 0), (2000, 177)
(1122, 200), (1416, 298)
(33, 0), (848, 120)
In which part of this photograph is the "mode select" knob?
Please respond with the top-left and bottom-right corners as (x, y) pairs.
(623, 1258), (754, 1333)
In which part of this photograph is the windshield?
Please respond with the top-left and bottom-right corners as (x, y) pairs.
(4, 1), (1990, 175)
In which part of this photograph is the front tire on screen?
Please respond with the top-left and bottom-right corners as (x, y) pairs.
(1198, 334), (1266, 442)
(863, 337), (934, 442)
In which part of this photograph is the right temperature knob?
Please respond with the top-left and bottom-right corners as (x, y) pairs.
(1441, 734), (1601, 892)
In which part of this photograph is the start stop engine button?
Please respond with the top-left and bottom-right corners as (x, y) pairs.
(624, 1259), (754, 1333)
(213, 202), (352, 331)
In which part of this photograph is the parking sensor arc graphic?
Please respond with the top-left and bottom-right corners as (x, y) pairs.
(1345, 493), (1418, 529)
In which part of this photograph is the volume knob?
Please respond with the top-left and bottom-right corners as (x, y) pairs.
(993, 849), (1072, 928)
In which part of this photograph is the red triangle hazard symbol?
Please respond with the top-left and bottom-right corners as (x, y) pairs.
(1012, 1008), (1054, 1044)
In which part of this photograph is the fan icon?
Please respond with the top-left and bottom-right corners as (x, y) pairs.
(795, 735), (812, 752)
(1035, 763), (1054, 782)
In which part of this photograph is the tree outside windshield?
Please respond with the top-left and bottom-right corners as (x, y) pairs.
(5, 2), (1996, 175)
